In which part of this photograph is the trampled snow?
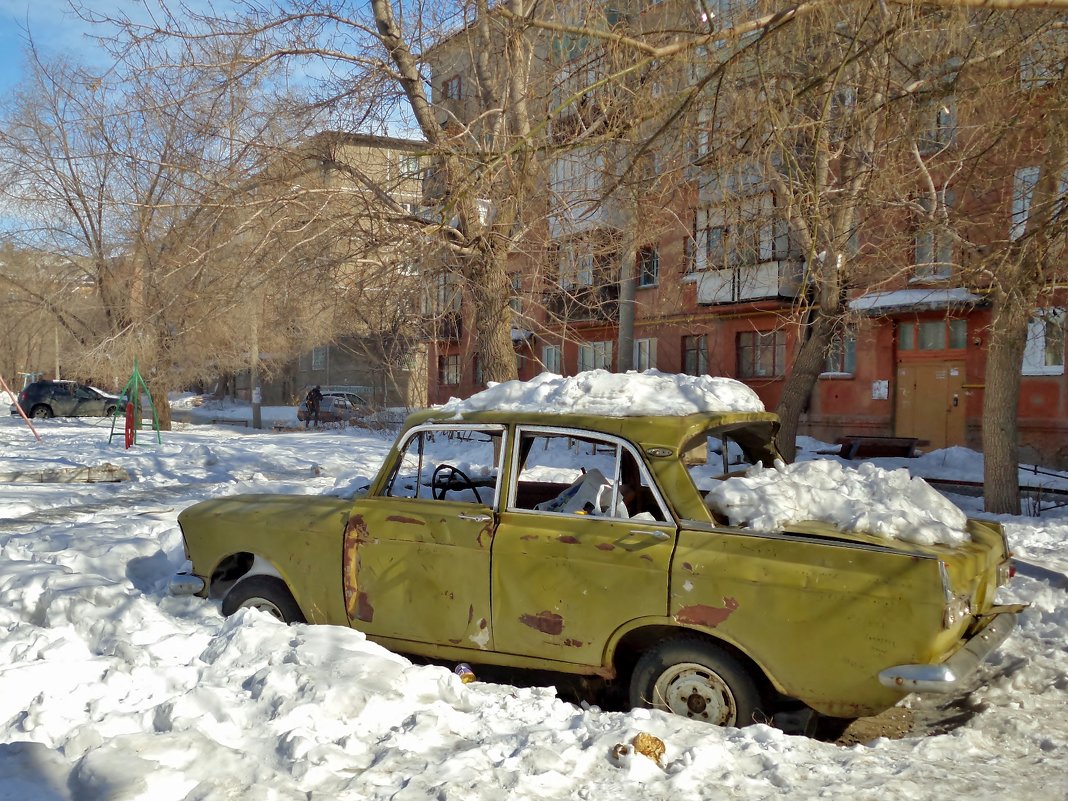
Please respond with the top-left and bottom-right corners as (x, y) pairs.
(0, 402), (1066, 800)
(439, 370), (766, 417)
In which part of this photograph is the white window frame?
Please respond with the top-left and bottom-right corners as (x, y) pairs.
(542, 345), (562, 374)
(913, 190), (954, 280)
(633, 338), (657, 371)
(1012, 166), (1040, 241)
(1023, 308), (1065, 376)
(578, 340), (612, 372)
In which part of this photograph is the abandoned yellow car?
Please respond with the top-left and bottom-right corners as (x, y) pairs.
(173, 372), (1017, 728)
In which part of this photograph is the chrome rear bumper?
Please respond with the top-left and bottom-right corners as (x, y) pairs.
(169, 572), (206, 596)
(878, 611), (1018, 693)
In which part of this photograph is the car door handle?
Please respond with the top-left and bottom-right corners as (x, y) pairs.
(458, 513), (492, 522)
(634, 529), (671, 540)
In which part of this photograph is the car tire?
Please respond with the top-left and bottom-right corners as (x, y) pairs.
(30, 405), (53, 419)
(629, 637), (763, 727)
(104, 405), (117, 416)
(221, 575), (306, 624)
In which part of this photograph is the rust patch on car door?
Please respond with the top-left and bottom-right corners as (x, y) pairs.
(343, 514), (370, 619)
(519, 610), (564, 635)
(355, 591), (374, 623)
(675, 597), (739, 628)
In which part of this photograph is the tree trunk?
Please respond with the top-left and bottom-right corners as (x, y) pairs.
(982, 293), (1028, 515)
(146, 376), (173, 431)
(467, 247), (518, 384)
(775, 314), (837, 462)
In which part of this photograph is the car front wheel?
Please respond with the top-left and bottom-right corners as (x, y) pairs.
(629, 638), (763, 727)
(221, 576), (306, 624)
(31, 405), (53, 419)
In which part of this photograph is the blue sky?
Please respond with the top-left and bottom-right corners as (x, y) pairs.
(0, 0), (111, 94)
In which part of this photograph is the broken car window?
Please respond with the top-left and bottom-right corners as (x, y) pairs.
(382, 426), (504, 505)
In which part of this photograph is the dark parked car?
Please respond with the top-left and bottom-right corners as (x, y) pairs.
(10, 381), (120, 419)
(296, 391), (370, 425)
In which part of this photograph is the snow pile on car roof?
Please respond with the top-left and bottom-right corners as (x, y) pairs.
(705, 459), (970, 546)
(439, 370), (765, 417)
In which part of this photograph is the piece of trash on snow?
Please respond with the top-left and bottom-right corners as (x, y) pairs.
(611, 732), (665, 767)
(632, 732), (665, 765)
(454, 663), (476, 683)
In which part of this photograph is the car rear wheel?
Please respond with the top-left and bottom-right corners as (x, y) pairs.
(31, 405), (53, 419)
(630, 638), (763, 727)
(221, 576), (306, 624)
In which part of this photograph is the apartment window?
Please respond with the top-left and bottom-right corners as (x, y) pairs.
(425, 270), (461, 314)
(691, 198), (788, 272)
(1011, 166), (1040, 241)
(578, 340), (612, 372)
(682, 335), (708, 376)
(396, 154), (423, 180)
(1023, 309), (1066, 375)
(473, 356), (483, 386)
(914, 190), (954, 280)
(823, 332), (856, 375)
(542, 345), (562, 374)
(439, 354), (461, 385)
(1021, 31), (1067, 89)
(898, 319), (967, 351)
(949, 319), (968, 350)
(737, 330), (786, 378)
(919, 98), (957, 151)
(634, 338), (657, 371)
(557, 243), (598, 288)
(638, 246), (660, 287)
(311, 346), (327, 371)
(510, 274), (523, 313)
(442, 75), (462, 100)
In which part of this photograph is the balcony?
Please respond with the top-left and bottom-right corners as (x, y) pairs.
(696, 260), (803, 305)
(423, 312), (462, 341)
(543, 283), (619, 322)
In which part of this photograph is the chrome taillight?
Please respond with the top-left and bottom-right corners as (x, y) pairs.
(996, 559), (1014, 586)
(940, 560), (972, 629)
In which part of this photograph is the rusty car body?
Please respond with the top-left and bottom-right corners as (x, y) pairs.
(173, 405), (1018, 726)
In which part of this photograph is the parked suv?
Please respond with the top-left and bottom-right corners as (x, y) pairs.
(10, 381), (120, 419)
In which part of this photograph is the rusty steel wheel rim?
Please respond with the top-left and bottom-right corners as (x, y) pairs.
(652, 663), (738, 725)
(239, 597), (285, 621)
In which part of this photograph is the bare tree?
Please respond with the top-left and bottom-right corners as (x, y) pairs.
(0, 48), (349, 426)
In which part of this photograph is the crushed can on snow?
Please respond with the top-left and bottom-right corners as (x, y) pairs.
(454, 663), (476, 684)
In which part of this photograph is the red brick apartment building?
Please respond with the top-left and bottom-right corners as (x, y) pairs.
(421, 2), (1068, 468)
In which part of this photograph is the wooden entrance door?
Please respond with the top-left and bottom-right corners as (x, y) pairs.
(895, 361), (966, 450)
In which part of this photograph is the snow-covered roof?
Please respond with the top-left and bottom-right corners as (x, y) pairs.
(849, 288), (982, 314)
(438, 370), (766, 417)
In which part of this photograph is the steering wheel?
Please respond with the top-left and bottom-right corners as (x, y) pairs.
(431, 463), (483, 504)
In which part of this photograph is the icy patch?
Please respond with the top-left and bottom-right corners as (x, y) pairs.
(439, 370), (764, 417)
(705, 459), (970, 546)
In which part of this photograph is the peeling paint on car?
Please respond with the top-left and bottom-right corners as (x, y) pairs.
(557, 535), (579, 544)
(519, 611), (564, 635)
(675, 597), (739, 628)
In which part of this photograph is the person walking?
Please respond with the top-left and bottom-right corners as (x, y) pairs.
(305, 385), (324, 429)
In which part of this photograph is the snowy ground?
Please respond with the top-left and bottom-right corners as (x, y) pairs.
(0, 401), (1066, 800)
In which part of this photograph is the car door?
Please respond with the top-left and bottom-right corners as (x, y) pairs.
(48, 384), (77, 415)
(491, 426), (676, 667)
(72, 386), (105, 416)
(343, 423), (505, 651)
